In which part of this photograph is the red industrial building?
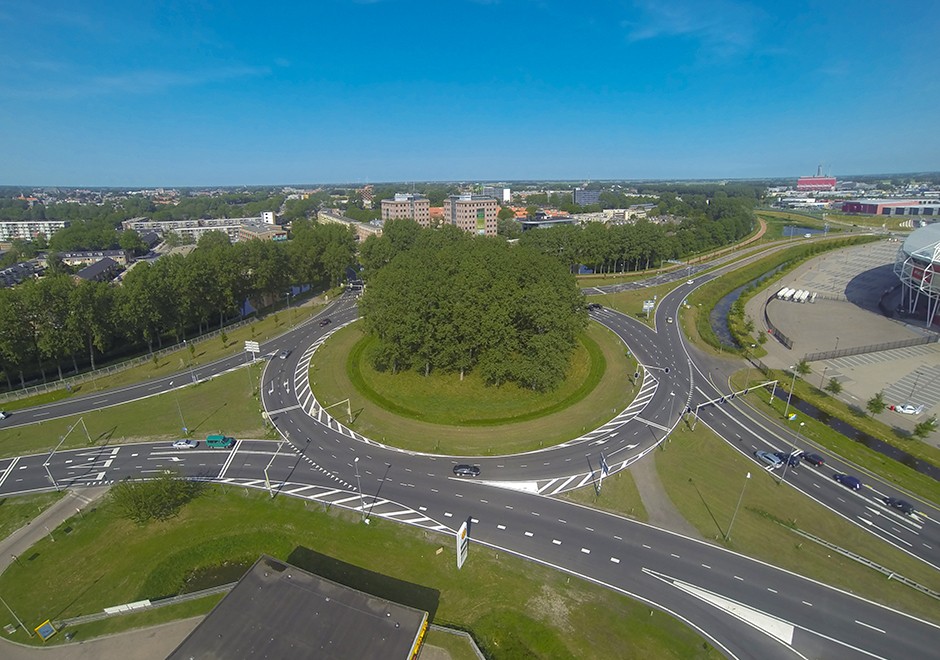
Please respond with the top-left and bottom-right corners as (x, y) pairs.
(797, 175), (837, 191)
(842, 199), (940, 217)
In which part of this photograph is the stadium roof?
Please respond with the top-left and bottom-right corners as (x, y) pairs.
(901, 223), (940, 259)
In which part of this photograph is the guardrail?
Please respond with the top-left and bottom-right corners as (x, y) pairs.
(788, 527), (940, 601)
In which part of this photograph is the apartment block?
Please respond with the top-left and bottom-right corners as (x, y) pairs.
(443, 195), (498, 236)
(381, 193), (431, 228)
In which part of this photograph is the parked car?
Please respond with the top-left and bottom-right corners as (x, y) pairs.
(773, 451), (800, 467)
(172, 439), (198, 449)
(0, 411), (9, 420)
(883, 497), (915, 515)
(453, 464), (481, 477)
(833, 473), (861, 490)
(799, 451), (825, 466)
(892, 403), (924, 415)
(754, 451), (783, 468)
(319, 318), (331, 327)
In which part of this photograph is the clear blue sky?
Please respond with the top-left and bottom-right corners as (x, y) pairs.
(1, 0), (937, 186)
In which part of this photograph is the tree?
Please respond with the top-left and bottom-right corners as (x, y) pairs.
(497, 206), (516, 221)
(110, 471), (206, 524)
(796, 359), (811, 376)
(824, 378), (842, 394)
(866, 391), (886, 416)
(912, 415), (938, 441)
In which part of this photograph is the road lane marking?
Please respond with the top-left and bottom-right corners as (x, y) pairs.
(610, 557), (620, 563)
(802, 601), (813, 607)
(444, 512), (453, 518)
(642, 544), (651, 549)
(701, 564), (711, 569)
(733, 576), (743, 581)
(524, 531), (533, 537)
(767, 588), (777, 594)
(581, 548), (590, 554)
(855, 620), (885, 634)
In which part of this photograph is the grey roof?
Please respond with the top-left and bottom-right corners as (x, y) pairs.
(75, 257), (120, 281)
(167, 555), (428, 660)
(901, 223), (940, 259)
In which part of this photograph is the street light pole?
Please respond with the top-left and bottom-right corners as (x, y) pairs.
(726, 472), (751, 541)
(0, 594), (32, 637)
(43, 434), (68, 492)
(354, 457), (367, 524)
(264, 442), (282, 498)
(169, 381), (187, 435)
(286, 290), (294, 325)
(183, 341), (196, 384)
(784, 366), (798, 419)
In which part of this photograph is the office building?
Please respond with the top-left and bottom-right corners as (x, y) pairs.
(443, 194), (498, 236)
(381, 193), (432, 228)
(573, 189), (601, 206)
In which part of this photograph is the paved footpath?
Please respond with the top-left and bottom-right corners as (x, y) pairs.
(0, 487), (200, 659)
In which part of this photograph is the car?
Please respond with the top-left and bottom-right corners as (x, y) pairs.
(833, 473), (861, 490)
(893, 403), (924, 415)
(319, 318), (331, 327)
(686, 279), (694, 285)
(586, 302), (602, 311)
(883, 497), (915, 515)
(754, 451), (783, 468)
(773, 451), (801, 467)
(453, 464), (481, 477)
(666, 316), (673, 324)
(0, 411), (9, 420)
(173, 439), (198, 449)
(799, 451), (824, 466)
(278, 349), (291, 360)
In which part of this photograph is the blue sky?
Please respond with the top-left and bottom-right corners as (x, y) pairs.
(1, 0), (938, 186)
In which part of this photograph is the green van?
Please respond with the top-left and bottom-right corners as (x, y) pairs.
(206, 434), (235, 449)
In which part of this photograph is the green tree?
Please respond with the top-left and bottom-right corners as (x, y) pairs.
(110, 471), (206, 524)
(796, 359), (811, 376)
(866, 391), (886, 416)
(824, 378), (842, 394)
(912, 415), (938, 441)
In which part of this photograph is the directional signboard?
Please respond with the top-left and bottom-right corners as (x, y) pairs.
(244, 341), (260, 359)
(456, 521), (469, 569)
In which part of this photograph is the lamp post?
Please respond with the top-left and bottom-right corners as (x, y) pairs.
(0, 594), (32, 637)
(183, 341), (196, 384)
(834, 336), (840, 354)
(285, 289), (294, 325)
(354, 457), (367, 523)
(820, 365), (829, 389)
(169, 381), (187, 435)
(780, 425), (803, 485)
(668, 391), (677, 422)
(726, 472), (751, 541)
(784, 366), (798, 420)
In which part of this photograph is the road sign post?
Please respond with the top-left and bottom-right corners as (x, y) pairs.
(456, 521), (469, 569)
(244, 340), (260, 360)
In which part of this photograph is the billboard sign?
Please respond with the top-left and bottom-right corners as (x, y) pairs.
(476, 209), (486, 235)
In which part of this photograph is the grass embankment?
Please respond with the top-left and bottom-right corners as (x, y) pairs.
(734, 372), (940, 505)
(562, 466), (649, 522)
(647, 424), (940, 622)
(0, 491), (66, 540)
(0, 295), (331, 410)
(0, 363), (268, 458)
(311, 322), (634, 455)
(0, 487), (721, 659)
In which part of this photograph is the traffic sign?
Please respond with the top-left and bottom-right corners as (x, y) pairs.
(456, 521), (469, 569)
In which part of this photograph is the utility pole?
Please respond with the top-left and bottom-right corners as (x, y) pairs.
(726, 472), (751, 541)
(354, 457), (367, 524)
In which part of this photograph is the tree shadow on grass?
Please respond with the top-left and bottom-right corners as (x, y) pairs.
(53, 574), (105, 621)
(286, 546), (440, 621)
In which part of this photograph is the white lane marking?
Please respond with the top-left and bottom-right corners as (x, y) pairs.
(581, 548), (590, 554)
(610, 557), (620, 564)
(642, 544), (651, 549)
(614, 535), (622, 540)
(497, 524), (506, 530)
(444, 512), (453, 518)
(855, 620), (885, 634)
(733, 576), (743, 581)
(670, 553), (680, 559)
(767, 588), (777, 594)
(802, 601), (813, 607)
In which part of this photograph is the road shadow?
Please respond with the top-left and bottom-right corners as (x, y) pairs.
(287, 546), (440, 621)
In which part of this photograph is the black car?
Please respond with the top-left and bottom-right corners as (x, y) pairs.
(319, 318), (331, 327)
(833, 473), (861, 490)
(586, 302), (602, 311)
(453, 464), (481, 477)
(773, 451), (800, 467)
(883, 497), (915, 515)
(800, 451), (824, 466)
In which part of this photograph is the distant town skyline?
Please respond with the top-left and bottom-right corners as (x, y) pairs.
(2, 1), (938, 187)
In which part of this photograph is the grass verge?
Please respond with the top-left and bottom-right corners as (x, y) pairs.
(654, 424), (940, 622)
(0, 486), (721, 659)
(311, 322), (635, 455)
(0, 491), (67, 540)
(562, 467), (649, 522)
(0, 363), (268, 458)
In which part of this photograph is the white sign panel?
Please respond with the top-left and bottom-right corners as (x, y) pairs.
(456, 521), (469, 570)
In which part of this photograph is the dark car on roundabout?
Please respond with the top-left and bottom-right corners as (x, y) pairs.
(453, 464), (481, 477)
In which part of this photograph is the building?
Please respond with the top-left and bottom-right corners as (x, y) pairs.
(167, 556), (428, 660)
(122, 217), (261, 243)
(797, 166), (837, 191)
(53, 250), (129, 267)
(442, 194), (498, 236)
(74, 257), (121, 283)
(842, 199), (940, 217)
(573, 188), (601, 206)
(0, 261), (38, 287)
(482, 186), (511, 203)
(0, 219), (70, 242)
(380, 193), (431, 227)
(318, 208), (383, 241)
(238, 220), (288, 242)
(260, 211), (276, 224)
(894, 222), (940, 327)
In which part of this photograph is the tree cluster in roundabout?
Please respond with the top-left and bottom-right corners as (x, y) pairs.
(358, 220), (588, 392)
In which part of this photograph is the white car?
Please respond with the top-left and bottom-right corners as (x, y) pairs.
(173, 439), (198, 449)
(686, 279), (694, 285)
(0, 411), (9, 420)
(894, 404), (924, 415)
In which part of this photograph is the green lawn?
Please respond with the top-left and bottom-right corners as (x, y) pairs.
(311, 322), (635, 455)
(0, 491), (67, 540)
(0, 363), (268, 458)
(0, 487), (721, 659)
(654, 424), (940, 623)
(562, 467), (649, 522)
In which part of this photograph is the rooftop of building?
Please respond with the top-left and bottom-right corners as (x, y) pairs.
(901, 222), (940, 258)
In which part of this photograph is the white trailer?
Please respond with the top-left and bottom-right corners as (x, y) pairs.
(783, 288), (796, 301)
(776, 287), (788, 299)
(798, 291), (810, 303)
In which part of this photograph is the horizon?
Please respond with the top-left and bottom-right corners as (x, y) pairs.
(2, 1), (938, 186)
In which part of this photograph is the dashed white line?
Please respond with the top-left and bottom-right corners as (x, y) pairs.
(558, 519), (567, 524)
(585, 526), (594, 532)
(642, 544), (651, 549)
(614, 535), (622, 541)
(610, 557), (620, 564)
(581, 548), (590, 554)
(532, 512), (540, 516)
(855, 620), (885, 634)
(767, 588), (777, 594)
(524, 531), (534, 537)
(733, 575), (743, 581)
(802, 601), (813, 607)
(444, 512), (453, 518)
(670, 553), (680, 559)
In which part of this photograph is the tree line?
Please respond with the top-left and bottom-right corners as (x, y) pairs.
(359, 221), (587, 392)
(0, 220), (356, 390)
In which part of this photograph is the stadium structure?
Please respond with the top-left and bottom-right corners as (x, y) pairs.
(894, 223), (940, 327)
(797, 164), (836, 192)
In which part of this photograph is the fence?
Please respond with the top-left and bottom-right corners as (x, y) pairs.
(803, 334), (938, 363)
(762, 295), (793, 349)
